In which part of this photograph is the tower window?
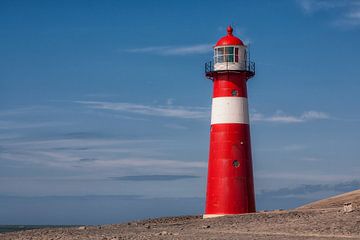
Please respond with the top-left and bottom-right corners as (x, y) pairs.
(232, 160), (240, 168)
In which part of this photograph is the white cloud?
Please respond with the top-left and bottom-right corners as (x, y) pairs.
(296, 0), (360, 27)
(0, 106), (54, 116)
(251, 110), (329, 123)
(301, 156), (322, 162)
(0, 136), (206, 174)
(335, 8), (360, 26)
(89, 158), (206, 169)
(78, 101), (331, 123)
(76, 101), (210, 120)
(257, 171), (359, 182)
(258, 144), (307, 152)
(296, 0), (350, 13)
(125, 44), (212, 56)
(301, 110), (329, 120)
(0, 120), (72, 130)
(164, 123), (188, 130)
(166, 98), (174, 105)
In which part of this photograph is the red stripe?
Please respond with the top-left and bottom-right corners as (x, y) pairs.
(212, 72), (248, 98)
(205, 123), (256, 214)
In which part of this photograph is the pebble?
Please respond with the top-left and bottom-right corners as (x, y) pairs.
(157, 231), (168, 235)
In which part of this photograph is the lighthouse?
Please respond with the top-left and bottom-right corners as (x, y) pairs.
(204, 26), (256, 218)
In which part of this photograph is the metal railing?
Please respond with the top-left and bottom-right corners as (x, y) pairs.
(205, 60), (255, 79)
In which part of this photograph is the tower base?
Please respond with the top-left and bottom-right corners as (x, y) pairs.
(203, 214), (226, 219)
(203, 212), (256, 219)
(203, 214), (245, 219)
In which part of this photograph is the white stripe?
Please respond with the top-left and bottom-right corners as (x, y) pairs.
(211, 97), (249, 125)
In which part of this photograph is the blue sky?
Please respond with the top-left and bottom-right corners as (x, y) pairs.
(1, 0), (360, 224)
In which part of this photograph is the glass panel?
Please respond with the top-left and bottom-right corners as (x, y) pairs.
(218, 47), (224, 55)
(225, 47), (234, 54)
(215, 47), (225, 63)
(226, 55), (234, 62)
(218, 55), (224, 63)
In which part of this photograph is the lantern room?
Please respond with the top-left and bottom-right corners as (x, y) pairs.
(205, 26), (255, 79)
(214, 26), (247, 71)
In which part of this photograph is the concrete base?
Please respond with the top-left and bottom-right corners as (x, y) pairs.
(203, 212), (256, 219)
(202, 214), (226, 219)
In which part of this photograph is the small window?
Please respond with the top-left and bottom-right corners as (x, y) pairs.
(232, 160), (240, 168)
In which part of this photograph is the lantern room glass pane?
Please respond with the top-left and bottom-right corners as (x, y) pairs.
(215, 47), (225, 63)
(225, 47), (234, 54)
(215, 47), (238, 63)
(226, 55), (234, 62)
(217, 55), (224, 63)
(218, 47), (224, 55)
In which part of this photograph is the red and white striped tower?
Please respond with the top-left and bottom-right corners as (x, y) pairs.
(204, 26), (256, 218)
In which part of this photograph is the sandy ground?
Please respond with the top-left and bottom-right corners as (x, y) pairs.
(1, 189), (360, 240)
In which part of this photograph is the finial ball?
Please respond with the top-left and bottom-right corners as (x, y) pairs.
(227, 26), (233, 35)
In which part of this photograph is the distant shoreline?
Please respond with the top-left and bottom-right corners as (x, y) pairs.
(0, 225), (78, 234)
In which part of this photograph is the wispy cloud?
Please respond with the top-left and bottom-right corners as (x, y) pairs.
(258, 144), (307, 152)
(124, 44), (212, 56)
(301, 156), (322, 162)
(296, 0), (360, 27)
(259, 180), (360, 199)
(164, 123), (188, 130)
(0, 106), (53, 116)
(0, 120), (72, 130)
(110, 175), (199, 181)
(78, 101), (332, 124)
(0, 135), (206, 175)
(335, 8), (360, 27)
(76, 101), (210, 120)
(257, 171), (359, 182)
(296, 0), (351, 13)
(83, 158), (206, 169)
(251, 110), (329, 123)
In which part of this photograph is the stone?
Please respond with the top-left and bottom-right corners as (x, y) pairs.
(343, 202), (354, 213)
